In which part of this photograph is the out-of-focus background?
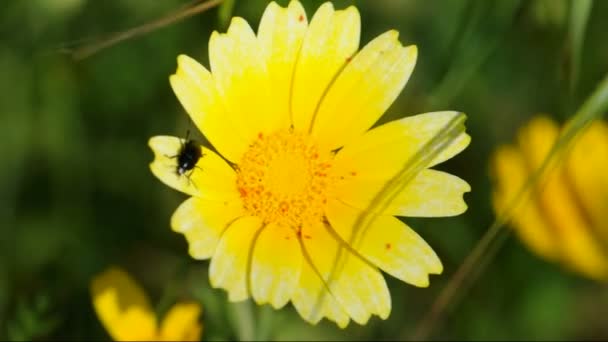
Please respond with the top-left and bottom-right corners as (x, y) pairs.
(1, 0), (607, 340)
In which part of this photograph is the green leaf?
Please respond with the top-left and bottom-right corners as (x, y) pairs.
(567, 0), (593, 94)
(6, 294), (60, 341)
(428, 0), (523, 107)
(317, 113), (469, 320)
(413, 71), (608, 340)
(226, 300), (255, 341)
(218, 0), (236, 30)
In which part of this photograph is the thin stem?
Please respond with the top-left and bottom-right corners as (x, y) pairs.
(228, 301), (256, 342)
(411, 71), (608, 341)
(72, 0), (224, 60)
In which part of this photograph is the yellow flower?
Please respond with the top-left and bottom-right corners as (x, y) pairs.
(148, 0), (470, 327)
(90, 267), (203, 341)
(491, 115), (608, 280)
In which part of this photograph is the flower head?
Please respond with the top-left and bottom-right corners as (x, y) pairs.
(491, 116), (608, 280)
(90, 266), (203, 341)
(149, 0), (470, 327)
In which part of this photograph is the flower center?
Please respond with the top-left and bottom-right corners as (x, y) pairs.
(236, 130), (332, 230)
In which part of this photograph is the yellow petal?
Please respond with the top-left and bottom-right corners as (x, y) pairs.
(325, 199), (442, 287)
(311, 31), (417, 150)
(491, 145), (559, 261)
(250, 223), (302, 309)
(148, 135), (239, 200)
(291, 3), (360, 131)
(291, 244), (350, 329)
(90, 267), (157, 341)
(518, 116), (608, 279)
(159, 302), (203, 342)
(209, 17), (286, 145)
(170, 55), (248, 163)
(566, 120), (608, 244)
(330, 169), (470, 217)
(171, 197), (246, 260)
(390, 170), (470, 217)
(331, 111), (471, 183)
(257, 1), (307, 120)
(209, 216), (263, 302)
(294, 221), (391, 325)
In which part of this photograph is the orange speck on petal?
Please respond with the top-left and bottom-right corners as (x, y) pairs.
(298, 14), (304, 22)
(279, 201), (289, 213)
(385, 243), (392, 250)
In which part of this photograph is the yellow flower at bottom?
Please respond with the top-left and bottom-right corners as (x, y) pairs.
(90, 267), (203, 341)
(148, 0), (471, 328)
(491, 116), (608, 280)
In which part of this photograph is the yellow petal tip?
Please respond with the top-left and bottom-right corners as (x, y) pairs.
(344, 5), (360, 14)
(229, 16), (245, 26)
(319, 2), (334, 11)
(288, 0), (302, 8)
(433, 261), (444, 275)
(387, 29), (400, 40)
(417, 278), (430, 288)
(148, 135), (168, 150)
(168, 73), (179, 87)
(228, 292), (249, 303)
(209, 30), (221, 45)
(176, 54), (198, 70)
(405, 44), (418, 60)
(337, 319), (350, 329)
(176, 54), (189, 64)
(266, 1), (279, 10)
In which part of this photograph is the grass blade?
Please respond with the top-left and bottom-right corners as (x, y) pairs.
(70, 0), (224, 61)
(218, 0), (237, 30)
(567, 0), (593, 94)
(428, 0), (523, 107)
(310, 113), (468, 320)
(411, 71), (608, 341)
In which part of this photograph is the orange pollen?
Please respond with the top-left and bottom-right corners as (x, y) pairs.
(236, 130), (333, 230)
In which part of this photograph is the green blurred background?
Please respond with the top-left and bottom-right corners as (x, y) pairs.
(2, 0), (608, 340)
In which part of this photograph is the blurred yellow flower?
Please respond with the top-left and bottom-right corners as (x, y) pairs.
(491, 116), (608, 280)
(90, 267), (202, 341)
(148, 0), (470, 327)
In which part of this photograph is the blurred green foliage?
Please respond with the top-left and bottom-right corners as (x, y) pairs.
(1, 0), (608, 340)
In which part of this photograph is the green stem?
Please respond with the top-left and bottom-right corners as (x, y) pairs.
(411, 71), (608, 341)
(228, 301), (255, 341)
